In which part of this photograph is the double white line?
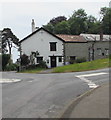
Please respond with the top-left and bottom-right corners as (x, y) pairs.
(76, 72), (108, 89)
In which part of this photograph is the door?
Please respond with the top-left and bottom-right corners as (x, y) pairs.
(50, 56), (56, 68)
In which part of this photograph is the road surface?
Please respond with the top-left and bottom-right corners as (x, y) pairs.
(1, 68), (109, 118)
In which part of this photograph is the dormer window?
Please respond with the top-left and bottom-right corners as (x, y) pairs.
(50, 42), (57, 51)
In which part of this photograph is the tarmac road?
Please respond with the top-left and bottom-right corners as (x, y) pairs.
(1, 68), (109, 118)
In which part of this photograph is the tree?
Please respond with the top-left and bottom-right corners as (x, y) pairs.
(2, 28), (19, 55)
(49, 16), (67, 26)
(100, 7), (111, 34)
(43, 8), (110, 35)
(68, 9), (87, 35)
(43, 16), (67, 33)
(86, 15), (100, 34)
(43, 23), (54, 33)
(21, 54), (30, 66)
(54, 21), (70, 34)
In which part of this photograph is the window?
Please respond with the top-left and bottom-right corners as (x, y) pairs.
(50, 42), (57, 51)
(105, 49), (109, 55)
(70, 56), (76, 61)
(97, 48), (102, 55)
(59, 57), (62, 62)
(37, 57), (43, 63)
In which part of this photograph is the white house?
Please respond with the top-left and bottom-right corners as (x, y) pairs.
(20, 27), (65, 68)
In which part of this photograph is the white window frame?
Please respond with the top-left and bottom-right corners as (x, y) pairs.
(105, 49), (109, 56)
(97, 48), (102, 55)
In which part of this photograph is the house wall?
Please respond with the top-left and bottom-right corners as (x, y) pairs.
(87, 41), (110, 60)
(64, 42), (88, 63)
(65, 41), (110, 64)
(21, 29), (64, 68)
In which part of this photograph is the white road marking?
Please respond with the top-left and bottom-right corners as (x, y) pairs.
(0, 79), (21, 83)
(76, 72), (108, 89)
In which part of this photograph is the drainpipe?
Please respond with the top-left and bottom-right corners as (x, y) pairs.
(63, 42), (66, 65)
(18, 43), (22, 71)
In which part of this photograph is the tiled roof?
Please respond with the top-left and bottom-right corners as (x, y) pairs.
(56, 34), (87, 42)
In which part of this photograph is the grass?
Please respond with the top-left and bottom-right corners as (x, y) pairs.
(20, 68), (46, 73)
(52, 58), (111, 73)
(19, 57), (110, 74)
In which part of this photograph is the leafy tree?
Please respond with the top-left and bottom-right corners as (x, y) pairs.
(71, 9), (87, 19)
(49, 16), (67, 26)
(86, 15), (100, 34)
(21, 54), (30, 66)
(43, 23), (54, 33)
(2, 28), (19, 55)
(100, 7), (108, 18)
(1, 54), (10, 71)
(68, 9), (87, 34)
(43, 8), (110, 35)
(54, 21), (70, 34)
(100, 7), (111, 34)
(43, 16), (67, 33)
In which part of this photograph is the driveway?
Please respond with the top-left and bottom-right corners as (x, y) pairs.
(1, 68), (109, 118)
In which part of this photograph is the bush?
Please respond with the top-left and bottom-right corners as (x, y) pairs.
(37, 61), (48, 68)
(26, 64), (37, 70)
(75, 57), (86, 63)
(69, 60), (76, 64)
(1, 54), (10, 71)
(5, 64), (18, 71)
(21, 54), (30, 66)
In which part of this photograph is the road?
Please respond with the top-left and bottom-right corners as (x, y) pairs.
(2, 68), (109, 118)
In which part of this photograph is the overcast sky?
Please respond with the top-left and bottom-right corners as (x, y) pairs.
(0, 0), (110, 40)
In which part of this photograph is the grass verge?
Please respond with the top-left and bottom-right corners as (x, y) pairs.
(20, 68), (46, 73)
(53, 58), (110, 73)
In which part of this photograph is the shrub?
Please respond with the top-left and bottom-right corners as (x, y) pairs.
(1, 54), (10, 71)
(69, 60), (76, 64)
(37, 61), (48, 68)
(26, 64), (37, 70)
(21, 54), (30, 66)
(75, 57), (86, 63)
(5, 64), (18, 71)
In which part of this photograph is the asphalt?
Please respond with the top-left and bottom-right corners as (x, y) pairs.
(60, 83), (110, 118)
(1, 68), (109, 118)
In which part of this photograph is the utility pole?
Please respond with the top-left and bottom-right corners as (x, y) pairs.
(89, 36), (96, 61)
(18, 43), (22, 71)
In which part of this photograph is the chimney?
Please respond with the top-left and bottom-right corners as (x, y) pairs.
(32, 19), (35, 33)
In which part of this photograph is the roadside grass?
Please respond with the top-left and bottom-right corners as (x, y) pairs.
(20, 68), (46, 73)
(52, 58), (110, 73)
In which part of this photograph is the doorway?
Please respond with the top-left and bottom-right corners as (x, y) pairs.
(50, 56), (57, 68)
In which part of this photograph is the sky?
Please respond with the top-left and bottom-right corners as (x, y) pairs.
(0, 0), (110, 62)
(1, 0), (110, 40)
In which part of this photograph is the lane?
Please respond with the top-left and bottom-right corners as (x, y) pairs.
(2, 68), (109, 118)
(2, 72), (89, 118)
(76, 72), (108, 88)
